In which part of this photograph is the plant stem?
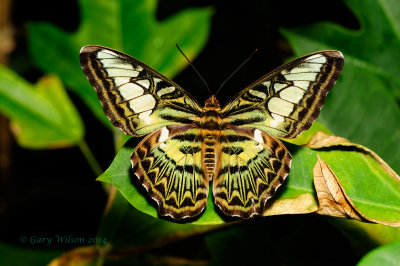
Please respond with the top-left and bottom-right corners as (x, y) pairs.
(78, 140), (103, 177)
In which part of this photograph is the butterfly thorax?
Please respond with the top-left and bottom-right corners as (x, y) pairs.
(198, 95), (224, 180)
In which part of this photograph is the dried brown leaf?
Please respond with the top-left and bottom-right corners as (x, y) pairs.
(313, 155), (365, 221)
(263, 194), (318, 216)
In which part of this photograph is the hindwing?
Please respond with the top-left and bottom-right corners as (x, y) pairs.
(213, 127), (291, 218)
(80, 45), (202, 136)
(131, 125), (208, 220)
(222, 51), (344, 138)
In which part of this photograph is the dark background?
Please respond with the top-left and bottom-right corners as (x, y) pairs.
(1, 0), (360, 263)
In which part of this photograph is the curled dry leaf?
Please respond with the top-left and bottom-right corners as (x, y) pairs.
(313, 155), (365, 221)
(308, 131), (400, 227)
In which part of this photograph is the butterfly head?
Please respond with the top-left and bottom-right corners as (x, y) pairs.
(204, 95), (221, 109)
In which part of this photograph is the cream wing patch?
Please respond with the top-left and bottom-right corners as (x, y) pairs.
(114, 77), (130, 87)
(97, 49), (143, 78)
(118, 83), (144, 101)
(305, 54), (327, 63)
(97, 50), (118, 59)
(157, 87), (176, 97)
(129, 94), (156, 113)
(279, 86), (305, 104)
(267, 98), (294, 117)
(274, 83), (287, 92)
(249, 89), (267, 99)
(106, 68), (140, 78)
(136, 79), (150, 89)
(282, 54), (326, 82)
(283, 72), (318, 81)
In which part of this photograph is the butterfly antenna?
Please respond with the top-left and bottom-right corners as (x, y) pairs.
(176, 43), (212, 95)
(215, 49), (258, 96)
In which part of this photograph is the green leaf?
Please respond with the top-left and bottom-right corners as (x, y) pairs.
(280, 0), (400, 174)
(28, 0), (213, 126)
(0, 66), (83, 148)
(357, 240), (400, 266)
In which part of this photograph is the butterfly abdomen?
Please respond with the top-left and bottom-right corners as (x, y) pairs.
(199, 96), (224, 180)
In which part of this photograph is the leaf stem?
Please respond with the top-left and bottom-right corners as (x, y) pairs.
(78, 140), (103, 177)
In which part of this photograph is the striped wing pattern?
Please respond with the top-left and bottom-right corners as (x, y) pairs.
(131, 125), (208, 220)
(80, 45), (202, 136)
(80, 46), (343, 220)
(222, 51), (344, 138)
(213, 127), (291, 218)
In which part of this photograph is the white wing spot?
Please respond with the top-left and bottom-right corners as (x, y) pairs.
(269, 113), (285, 128)
(262, 81), (271, 87)
(271, 113), (285, 122)
(293, 81), (310, 89)
(114, 77), (130, 87)
(100, 59), (134, 70)
(306, 54), (327, 64)
(138, 110), (153, 124)
(253, 129), (264, 143)
(249, 89), (267, 99)
(153, 78), (163, 84)
(274, 83), (287, 92)
(119, 83), (144, 100)
(106, 68), (139, 77)
(97, 50), (118, 59)
(288, 63), (322, 74)
(136, 79), (150, 89)
(284, 72), (318, 81)
(129, 94), (156, 113)
(268, 98), (294, 117)
(157, 87), (176, 97)
(280, 86), (305, 104)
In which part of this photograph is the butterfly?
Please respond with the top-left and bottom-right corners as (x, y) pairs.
(80, 45), (343, 220)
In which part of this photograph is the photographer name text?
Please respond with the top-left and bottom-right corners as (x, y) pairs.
(20, 234), (107, 246)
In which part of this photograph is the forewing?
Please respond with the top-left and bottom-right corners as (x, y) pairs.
(222, 51), (344, 138)
(213, 127), (291, 218)
(80, 45), (202, 136)
(131, 125), (208, 220)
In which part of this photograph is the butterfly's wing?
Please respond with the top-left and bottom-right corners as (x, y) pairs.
(80, 46), (207, 219)
(213, 51), (343, 217)
(80, 45), (202, 136)
(222, 51), (344, 138)
(213, 127), (291, 218)
(131, 125), (208, 220)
